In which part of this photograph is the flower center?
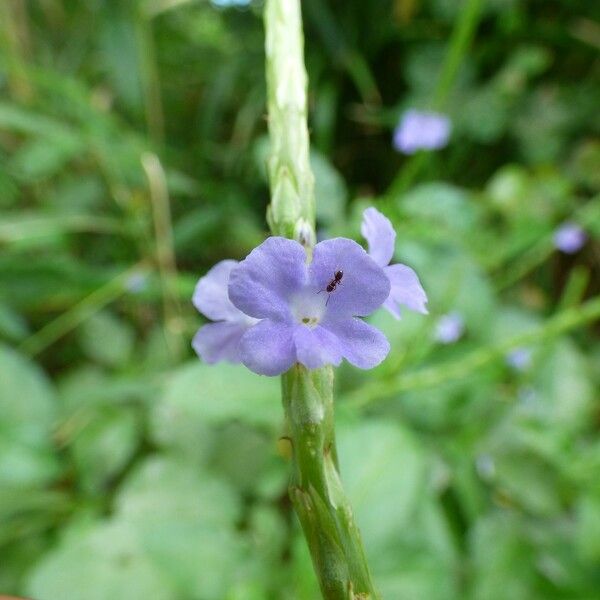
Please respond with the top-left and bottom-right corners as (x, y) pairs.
(290, 288), (327, 329)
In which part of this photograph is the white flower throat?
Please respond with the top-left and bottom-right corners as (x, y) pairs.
(290, 288), (327, 329)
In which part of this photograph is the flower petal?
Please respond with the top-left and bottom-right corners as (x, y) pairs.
(193, 260), (245, 322)
(310, 238), (390, 317)
(192, 321), (249, 364)
(361, 207), (395, 268)
(383, 263), (428, 319)
(238, 319), (296, 376)
(229, 237), (307, 320)
(322, 318), (390, 369)
(293, 325), (343, 370)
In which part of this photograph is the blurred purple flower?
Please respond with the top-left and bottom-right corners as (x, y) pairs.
(192, 260), (258, 364)
(211, 0), (251, 7)
(361, 207), (428, 319)
(475, 454), (496, 480)
(228, 237), (390, 376)
(506, 347), (533, 371)
(393, 109), (451, 154)
(553, 222), (586, 254)
(435, 312), (464, 344)
(125, 271), (148, 293)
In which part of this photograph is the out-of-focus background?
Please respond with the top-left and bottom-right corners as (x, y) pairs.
(1, 1), (599, 598)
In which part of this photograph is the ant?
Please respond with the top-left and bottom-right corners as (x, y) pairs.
(318, 270), (344, 306)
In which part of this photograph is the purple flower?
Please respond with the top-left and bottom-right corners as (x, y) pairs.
(228, 237), (391, 376)
(361, 207), (428, 319)
(435, 312), (464, 344)
(553, 222), (586, 254)
(192, 260), (258, 364)
(506, 347), (533, 371)
(393, 109), (451, 154)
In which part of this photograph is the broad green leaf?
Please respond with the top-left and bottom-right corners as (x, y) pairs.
(399, 183), (480, 234)
(337, 420), (427, 555)
(115, 457), (245, 599)
(25, 520), (173, 600)
(0, 345), (59, 486)
(71, 407), (140, 492)
(150, 361), (281, 455)
(0, 438), (60, 488)
(0, 302), (29, 342)
(79, 311), (135, 368)
(209, 422), (278, 494)
(57, 366), (154, 412)
(115, 456), (240, 527)
(469, 512), (537, 600)
(376, 498), (460, 600)
(534, 340), (594, 434)
(0, 344), (56, 444)
(10, 133), (86, 182)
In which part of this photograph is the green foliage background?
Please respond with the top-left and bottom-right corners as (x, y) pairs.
(0, 1), (599, 598)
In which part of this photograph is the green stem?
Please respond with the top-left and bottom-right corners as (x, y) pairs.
(18, 262), (148, 357)
(264, 0), (315, 242)
(264, 1), (379, 597)
(141, 152), (183, 359)
(0, 0), (34, 102)
(432, 0), (483, 110)
(282, 366), (380, 599)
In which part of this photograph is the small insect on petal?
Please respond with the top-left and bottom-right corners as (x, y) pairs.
(319, 270), (344, 305)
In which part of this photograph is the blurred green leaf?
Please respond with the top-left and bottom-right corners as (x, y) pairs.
(0, 302), (29, 342)
(534, 340), (595, 434)
(399, 183), (481, 234)
(116, 456), (240, 529)
(311, 150), (347, 224)
(71, 407), (140, 492)
(338, 420), (427, 555)
(0, 344), (59, 486)
(25, 520), (174, 600)
(469, 512), (537, 600)
(114, 457), (246, 599)
(576, 494), (600, 564)
(10, 133), (86, 182)
(78, 311), (136, 368)
(150, 361), (280, 457)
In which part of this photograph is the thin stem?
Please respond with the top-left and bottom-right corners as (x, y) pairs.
(0, 0), (34, 102)
(282, 367), (380, 599)
(135, 9), (165, 143)
(19, 262), (147, 357)
(141, 152), (183, 359)
(0, 215), (124, 243)
(303, 0), (380, 104)
(432, 0), (483, 109)
(264, 0), (315, 241)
